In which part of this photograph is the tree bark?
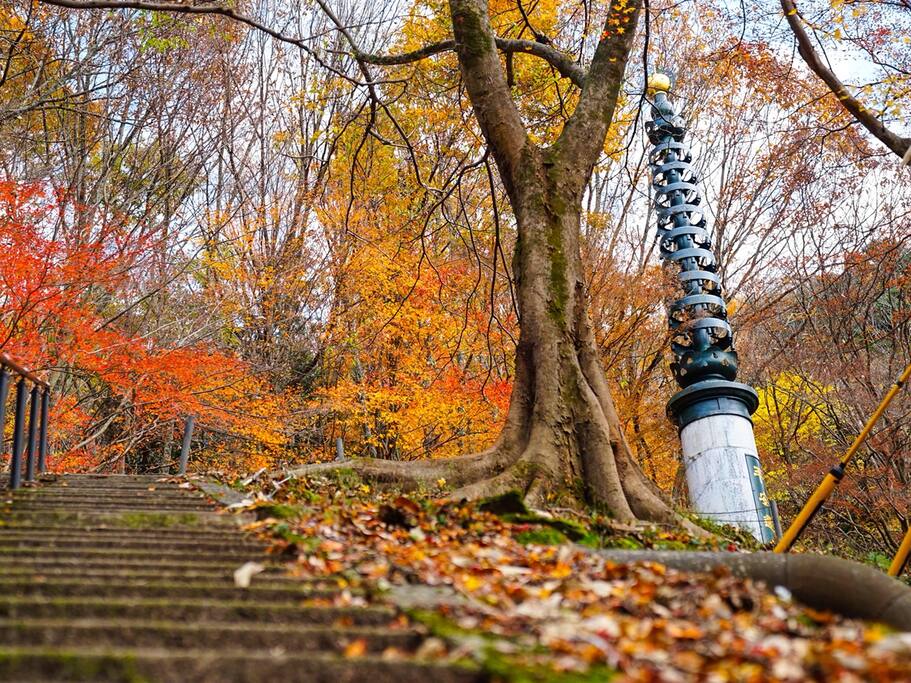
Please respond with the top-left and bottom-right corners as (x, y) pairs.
(447, 143), (666, 520)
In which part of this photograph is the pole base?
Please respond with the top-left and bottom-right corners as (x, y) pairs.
(668, 380), (775, 544)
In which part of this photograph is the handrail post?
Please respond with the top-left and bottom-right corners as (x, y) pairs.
(37, 389), (49, 474)
(24, 385), (39, 482)
(770, 500), (783, 540)
(0, 368), (11, 459)
(889, 525), (911, 578)
(9, 379), (27, 489)
(178, 415), (195, 475)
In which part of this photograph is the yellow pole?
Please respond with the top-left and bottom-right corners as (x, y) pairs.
(774, 361), (911, 553)
(888, 525), (911, 578)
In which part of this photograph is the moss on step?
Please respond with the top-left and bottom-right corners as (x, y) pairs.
(118, 512), (201, 528)
(0, 649), (148, 682)
(0, 594), (397, 625)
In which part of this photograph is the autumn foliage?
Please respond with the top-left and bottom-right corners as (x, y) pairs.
(0, 181), (290, 474)
(1, 0), (910, 558)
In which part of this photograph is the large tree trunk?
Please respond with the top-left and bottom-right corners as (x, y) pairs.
(450, 145), (674, 522)
(296, 0), (680, 526)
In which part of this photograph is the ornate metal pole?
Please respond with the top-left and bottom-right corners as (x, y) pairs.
(646, 74), (776, 543)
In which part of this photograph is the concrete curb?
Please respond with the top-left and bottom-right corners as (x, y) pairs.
(600, 550), (911, 631)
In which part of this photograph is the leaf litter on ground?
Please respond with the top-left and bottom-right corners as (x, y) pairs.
(226, 472), (911, 682)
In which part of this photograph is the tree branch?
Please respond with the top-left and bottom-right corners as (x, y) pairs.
(34, 0), (374, 87)
(447, 0), (528, 190)
(39, 0), (309, 51)
(39, 0), (586, 89)
(359, 38), (586, 88)
(516, 0), (549, 45)
(780, 0), (911, 160)
(494, 38), (585, 88)
(556, 0), (642, 190)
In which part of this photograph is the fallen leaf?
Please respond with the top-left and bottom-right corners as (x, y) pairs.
(343, 639), (368, 658)
(414, 637), (447, 659)
(393, 495), (421, 514)
(233, 562), (266, 588)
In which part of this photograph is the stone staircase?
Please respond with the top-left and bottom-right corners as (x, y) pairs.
(0, 474), (482, 682)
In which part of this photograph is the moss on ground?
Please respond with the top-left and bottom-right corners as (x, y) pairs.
(514, 527), (568, 546)
(681, 512), (760, 550)
(253, 503), (300, 521)
(484, 652), (617, 683)
(410, 609), (616, 682)
(271, 522), (319, 549)
(480, 491), (593, 544)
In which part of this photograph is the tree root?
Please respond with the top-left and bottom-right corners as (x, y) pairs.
(285, 439), (710, 538)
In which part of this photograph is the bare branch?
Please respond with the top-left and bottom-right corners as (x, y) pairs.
(34, 0), (373, 86)
(39, 0), (585, 88)
(356, 40), (456, 65)
(780, 0), (911, 160)
(359, 38), (586, 88)
(38, 0), (310, 51)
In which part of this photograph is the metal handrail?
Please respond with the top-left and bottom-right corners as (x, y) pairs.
(0, 352), (51, 489)
(0, 352), (48, 388)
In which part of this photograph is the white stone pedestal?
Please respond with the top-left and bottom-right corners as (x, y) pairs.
(680, 413), (774, 542)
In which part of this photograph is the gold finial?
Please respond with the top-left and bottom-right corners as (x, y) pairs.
(647, 73), (671, 93)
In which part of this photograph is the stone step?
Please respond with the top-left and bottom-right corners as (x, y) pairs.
(50, 474), (179, 483)
(0, 647), (484, 683)
(0, 510), (240, 527)
(0, 596), (396, 625)
(0, 535), (267, 553)
(0, 505), (232, 529)
(0, 473), (462, 682)
(0, 525), (257, 540)
(4, 498), (215, 511)
(0, 578), (336, 601)
(10, 493), (211, 505)
(35, 477), (188, 490)
(41, 483), (190, 492)
(0, 618), (421, 653)
(0, 565), (298, 584)
(16, 485), (202, 495)
(0, 525), (258, 541)
(0, 546), (265, 563)
(0, 556), (284, 574)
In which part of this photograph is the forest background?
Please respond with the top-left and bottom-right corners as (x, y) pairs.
(1, 0), (910, 563)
